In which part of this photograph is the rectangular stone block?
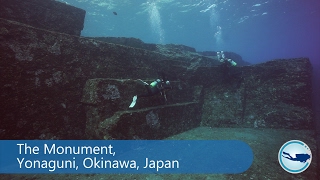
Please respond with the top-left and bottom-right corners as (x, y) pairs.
(86, 102), (201, 139)
(201, 58), (313, 129)
(81, 78), (203, 138)
(0, 0), (85, 36)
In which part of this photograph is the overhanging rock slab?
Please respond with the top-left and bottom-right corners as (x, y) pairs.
(0, 0), (85, 36)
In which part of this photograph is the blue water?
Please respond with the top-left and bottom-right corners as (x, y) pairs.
(58, 0), (319, 64)
(59, 0), (320, 131)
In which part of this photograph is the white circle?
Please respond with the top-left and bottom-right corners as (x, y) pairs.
(278, 140), (312, 174)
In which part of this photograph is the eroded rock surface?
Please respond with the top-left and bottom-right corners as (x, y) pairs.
(0, 0), (85, 36)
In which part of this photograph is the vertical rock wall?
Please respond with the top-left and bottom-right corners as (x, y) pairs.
(200, 58), (313, 129)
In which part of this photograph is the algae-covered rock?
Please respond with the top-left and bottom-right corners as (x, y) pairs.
(98, 102), (201, 140)
(81, 78), (203, 139)
(0, 0), (85, 36)
(0, 17), (210, 139)
(201, 58), (313, 129)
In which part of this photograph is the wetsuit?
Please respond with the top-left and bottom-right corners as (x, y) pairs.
(138, 80), (172, 98)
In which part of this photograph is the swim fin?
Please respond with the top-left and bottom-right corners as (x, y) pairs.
(129, 95), (137, 108)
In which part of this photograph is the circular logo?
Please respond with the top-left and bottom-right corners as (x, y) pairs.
(278, 140), (312, 174)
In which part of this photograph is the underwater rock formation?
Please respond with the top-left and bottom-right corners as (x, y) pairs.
(0, 0), (85, 36)
(199, 58), (313, 129)
(91, 37), (251, 66)
(0, 15), (211, 139)
(81, 78), (202, 139)
(0, 1), (314, 141)
(198, 51), (251, 66)
(89, 37), (197, 54)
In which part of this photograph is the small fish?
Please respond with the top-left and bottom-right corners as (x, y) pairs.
(113, 12), (117, 15)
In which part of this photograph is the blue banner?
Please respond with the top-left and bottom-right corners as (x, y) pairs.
(0, 140), (253, 174)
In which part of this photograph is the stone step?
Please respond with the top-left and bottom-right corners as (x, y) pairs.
(81, 78), (202, 118)
(85, 101), (201, 140)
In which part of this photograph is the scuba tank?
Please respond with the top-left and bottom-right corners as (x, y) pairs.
(228, 59), (237, 66)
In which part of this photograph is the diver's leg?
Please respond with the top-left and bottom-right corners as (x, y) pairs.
(137, 86), (153, 98)
(136, 79), (149, 86)
(129, 86), (152, 108)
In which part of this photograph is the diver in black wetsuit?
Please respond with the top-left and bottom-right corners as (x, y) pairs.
(217, 51), (238, 81)
(129, 76), (172, 108)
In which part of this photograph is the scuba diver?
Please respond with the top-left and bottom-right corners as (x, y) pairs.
(217, 51), (243, 87)
(216, 51), (238, 81)
(129, 74), (172, 108)
(217, 51), (237, 66)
